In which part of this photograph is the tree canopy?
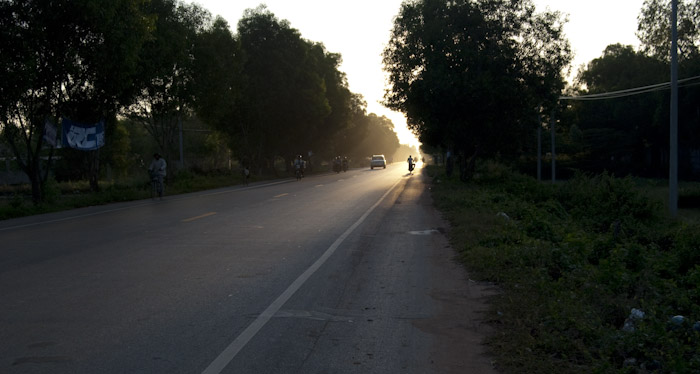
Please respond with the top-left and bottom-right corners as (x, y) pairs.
(0, 1), (407, 199)
(383, 0), (571, 175)
(571, 44), (668, 176)
(127, 0), (210, 168)
(0, 0), (151, 200)
(638, 0), (700, 62)
(560, 0), (700, 179)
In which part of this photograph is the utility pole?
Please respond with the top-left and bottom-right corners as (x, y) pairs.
(537, 122), (542, 181)
(670, 0), (679, 217)
(550, 108), (556, 184)
(179, 116), (184, 169)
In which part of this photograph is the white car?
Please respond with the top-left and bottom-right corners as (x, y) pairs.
(370, 155), (386, 169)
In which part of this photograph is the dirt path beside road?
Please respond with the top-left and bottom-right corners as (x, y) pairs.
(407, 168), (500, 374)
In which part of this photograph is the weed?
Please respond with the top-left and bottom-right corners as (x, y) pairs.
(0, 169), (261, 220)
(428, 163), (700, 374)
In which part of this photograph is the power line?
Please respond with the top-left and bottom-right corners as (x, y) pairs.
(559, 75), (700, 101)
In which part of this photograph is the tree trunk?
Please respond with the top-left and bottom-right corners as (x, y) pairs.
(29, 170), (42, 204)
(459, 146), (479, 182)
(4, 126), (45, 204)
(445, 150), (454, 177)
(88, 149), (100, 192)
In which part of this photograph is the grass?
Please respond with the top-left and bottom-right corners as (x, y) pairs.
(633, 178), (700, 223)
(0, 170), (263, 220)
(428, 162), (700, 374)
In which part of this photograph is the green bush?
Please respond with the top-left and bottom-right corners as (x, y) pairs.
(41, 176), (61, 204)
(557, 172), (661, 236)
(428, 162), (700, 374)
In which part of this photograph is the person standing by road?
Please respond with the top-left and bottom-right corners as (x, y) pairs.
(242, 165), (250, 186)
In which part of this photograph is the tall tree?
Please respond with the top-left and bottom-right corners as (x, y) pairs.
(383, 0), (571, 179)
(127, 0), (209, 173)
(237, 6), (330, 171)
(306, 45), (360, 159)
(573, 44), (668, 176)
(638, 0), (700, 62)
(352, 114), (401, 162)
(638, 0), (700, 177)
(328, 92), (369, 159)
(0, 0), (149, 201)
(192, 17), (246, 161)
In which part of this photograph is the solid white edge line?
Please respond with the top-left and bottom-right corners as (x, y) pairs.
(201, 178), (404, 374)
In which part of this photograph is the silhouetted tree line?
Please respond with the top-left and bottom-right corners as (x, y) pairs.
(384, 0), (700, 181)
(560, 0), (700, 180)
(0, 1), (401, 203)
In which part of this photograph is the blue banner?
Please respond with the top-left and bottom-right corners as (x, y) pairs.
(62, 119), (105, 151)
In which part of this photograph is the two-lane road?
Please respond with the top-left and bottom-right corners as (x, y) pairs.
(0, 164), (496, 374)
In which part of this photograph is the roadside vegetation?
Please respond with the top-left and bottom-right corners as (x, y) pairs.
(0, 170), (255, 220)
(427, 163), (700, 374)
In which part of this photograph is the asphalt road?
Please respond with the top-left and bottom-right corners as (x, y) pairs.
(0, 163), (497, 374)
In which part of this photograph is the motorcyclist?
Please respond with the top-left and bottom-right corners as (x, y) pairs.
(407, 155), (414, 174)
(333, 156), (341, 173)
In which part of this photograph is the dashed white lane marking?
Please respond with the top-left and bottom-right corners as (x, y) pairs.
(201, 178), (403, 374)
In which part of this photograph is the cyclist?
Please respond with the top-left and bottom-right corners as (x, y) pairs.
(293, 155), (305, 179)
(148, 152), (167, 197)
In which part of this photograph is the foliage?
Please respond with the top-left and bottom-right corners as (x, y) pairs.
(383, 0), (571, 165)
(191, 16), (245, 158)
(1, 1), (403, 194)
(346, 114), (402, 162)
(561, 0), (700, 180)
(569, 44), (675, 178)
(429, 163), (700, 373)
(638, 0), (700, 62)
(0, 0), (151, 200)
(236, 6), (332, 169)
(105, 121), (136, 180)
(0, 168), (268, 220)
(126, 0), (210, 172)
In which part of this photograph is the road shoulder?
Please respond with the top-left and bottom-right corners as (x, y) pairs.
(411, 168), (500, 374)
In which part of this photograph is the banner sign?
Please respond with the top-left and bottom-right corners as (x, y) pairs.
(62, 119), (105, 151)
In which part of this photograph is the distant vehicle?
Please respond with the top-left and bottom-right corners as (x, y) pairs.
(370, 154), (386, 169)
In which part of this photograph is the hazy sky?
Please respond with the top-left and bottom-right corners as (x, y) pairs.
(191, 0), (646, 147)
